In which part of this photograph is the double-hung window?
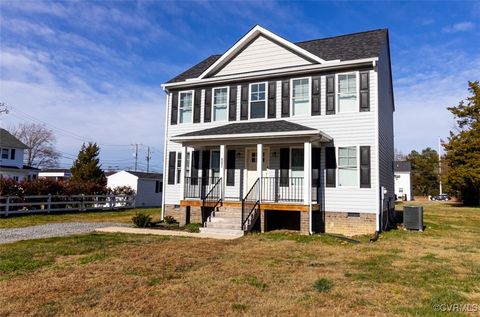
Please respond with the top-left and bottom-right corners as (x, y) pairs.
(292, 78), (310, 116)
(250, 83), (266, 119)
(291, 148), (304, 178)
(179, 91), (193, 123)
(338, 146), (358, 187)
(211, 151), (220, 180)
(213, 87), (228, 121)
(1, 149), (8, 159)
(338, 73), (357, 113)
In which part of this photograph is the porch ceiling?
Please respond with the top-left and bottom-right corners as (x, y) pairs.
(170, 120), (332, 145)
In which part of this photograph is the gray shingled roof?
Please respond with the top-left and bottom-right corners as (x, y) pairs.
(0, 128), (28, 149)
(394, 161), (411, 172)
(167, 29), (387, 83)
(128, 171), (163, 179)
(175, 120), (315, 137)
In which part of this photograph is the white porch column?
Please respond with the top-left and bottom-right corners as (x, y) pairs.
(179, 145), (188, 201)
(257, 143), (263, 202)
(220, 144), (226, 200)
(303, 141), (312, 205)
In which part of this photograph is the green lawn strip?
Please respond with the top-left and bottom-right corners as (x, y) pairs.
(0, 208), (161, 229)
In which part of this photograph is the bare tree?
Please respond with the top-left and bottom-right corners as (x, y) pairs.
(394, 148), (406, 161)
(9, 123), (60, 168)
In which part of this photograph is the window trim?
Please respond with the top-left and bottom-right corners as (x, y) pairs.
(248, 82), (268, 120)
(211, 86), (230, 122)
(178, 90), (194, 124)
(290, 76), (311, 117)
(337, 145), (359, 188)
(335, 71), (360, 114)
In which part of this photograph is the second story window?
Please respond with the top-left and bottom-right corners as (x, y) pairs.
(213, 87), (228, 121)
(338, 73), (357, 113)
(179, 91), (193, 124)
(250, 83), (266, 119)
(10, 149), (15, 160)
(1, 149), (8, 159)
(292, 78), (310, 116)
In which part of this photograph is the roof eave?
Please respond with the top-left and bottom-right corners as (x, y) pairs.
(170, 130), (332, 143)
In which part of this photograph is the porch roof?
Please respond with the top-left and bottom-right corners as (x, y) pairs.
(171, 120), (332, 143)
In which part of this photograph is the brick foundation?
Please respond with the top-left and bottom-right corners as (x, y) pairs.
(300, 211), (309, 235)
(164, 204), (203, 226)
(324, 211), (376, 236)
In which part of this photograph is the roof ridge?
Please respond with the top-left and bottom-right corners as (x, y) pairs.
(295, 28), (387, 44)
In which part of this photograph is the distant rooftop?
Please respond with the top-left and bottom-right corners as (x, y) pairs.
(394, 161), (411, 172)
(0, 128), (28, 149)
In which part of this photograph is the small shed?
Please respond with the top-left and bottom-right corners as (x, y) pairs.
(107, 170), (163, 207)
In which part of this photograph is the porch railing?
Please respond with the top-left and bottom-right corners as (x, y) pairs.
(261, 177), (303, 203)
(202, 177), (222, 225)
(184, 177), (220, 199)
(242, 178), (260, 231)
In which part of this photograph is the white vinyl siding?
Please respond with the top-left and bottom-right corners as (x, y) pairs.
(291, 78), (310, 116)
(337, 73), (358, 113)
(338, 146), (358, 187)
(179, 91), (193, 123)
(249, 82), (267, 119)
(213, 87), (228, 121)
(215, 35), (312, 77)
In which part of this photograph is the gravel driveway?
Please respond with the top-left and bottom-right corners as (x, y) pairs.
(0, 222), (129, 245)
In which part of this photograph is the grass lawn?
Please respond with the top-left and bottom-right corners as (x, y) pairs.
(0, 208), (161, 229)
(0, 202), (479, 316)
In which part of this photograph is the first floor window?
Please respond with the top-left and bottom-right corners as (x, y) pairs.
(185, 152), (191, 178)
(213, 87), (228, 121)
(250, 83), (266, 119)
(338, 146), (358, 186)
(291, 148), (304, 179)
(179, 91), (193, 123)
(292, 78), (310, 116)
(338, 73), (357, 113)
(1, 149), (8, 159)
(176, 152), (182, 183)
(211, 151), (220, 180)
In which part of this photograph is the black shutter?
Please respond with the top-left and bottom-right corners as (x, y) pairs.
(226, 150), (236, 186)
(204, 88), (212, 122)
(193, 89), (201, 123)
(191, 151), (199, 185)
(360, 146), (371, 188)
(311, 76), (321, 116)
(268, 81), (276, 118)
(202, 150), (210, 185)
(360, 72), (370, 112)
(170, 92), (178, 125)
(240, 84), (248, 120)
(281, 80), (290, 117)
(280, 148), (289, 187)
(325, 147), (336, 187)
(326, 75), (335, 115)
(229, 85), (237, 121)
(168, 151), (176, 185)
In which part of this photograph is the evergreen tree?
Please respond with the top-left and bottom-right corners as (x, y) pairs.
(443, 81), (480, 205)
(70, 143), (106, 186)
(406, 148), (439, 196)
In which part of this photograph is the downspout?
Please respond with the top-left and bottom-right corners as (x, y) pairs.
(161, 89), (170, 221)
(309, 202), (313, 234)
(374, 59), (381, 233)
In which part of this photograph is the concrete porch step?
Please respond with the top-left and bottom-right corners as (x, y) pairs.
(212, 211), (242, 218)
(209, 217), (241, 224)
(199, 227), (244, 236)
(205, 222), (242, 230)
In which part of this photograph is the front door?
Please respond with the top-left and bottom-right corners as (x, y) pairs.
(245, 148), (269, 191)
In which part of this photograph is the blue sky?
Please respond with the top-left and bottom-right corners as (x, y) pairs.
(1, 1), (479, 171)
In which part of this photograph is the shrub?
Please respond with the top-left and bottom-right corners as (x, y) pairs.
(132, 213), (152, 228)
(108, 186), (135, 196)
(313, 278), (333, 292)
(184, 223), (201, 233)
(164, 215), (177, 224)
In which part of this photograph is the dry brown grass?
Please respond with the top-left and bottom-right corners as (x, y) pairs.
(0, 202), (479, 316)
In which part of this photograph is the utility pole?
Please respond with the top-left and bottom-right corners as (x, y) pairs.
(146, 146), (151, 173)
(132, 144), (138, 172)
(438, 137), (443, 195)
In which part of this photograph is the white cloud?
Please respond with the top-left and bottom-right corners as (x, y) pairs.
(442, 21), (475, 33)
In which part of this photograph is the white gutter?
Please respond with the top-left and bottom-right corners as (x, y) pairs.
(162, 58), (378, 90)
(170, 130), (332, 143)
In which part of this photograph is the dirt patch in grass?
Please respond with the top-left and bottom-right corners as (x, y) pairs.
(0, 203), (479, 316)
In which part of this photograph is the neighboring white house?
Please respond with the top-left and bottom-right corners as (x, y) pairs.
(161, 25), (395, 237)
(0, 128), (39, 181)
(394, 161), (412, 201)
(107, 170), (163, 207)
(38, 168), (72, 181)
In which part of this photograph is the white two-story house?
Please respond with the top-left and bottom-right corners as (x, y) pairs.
(0, 128), (39, 181)
(161, 26), (395, 237)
